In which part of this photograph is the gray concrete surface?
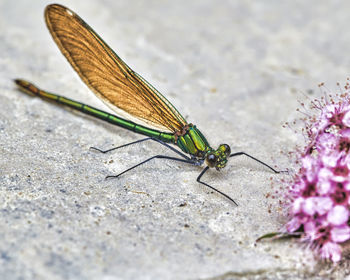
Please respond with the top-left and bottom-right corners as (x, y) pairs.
(1, 0), (350, 279)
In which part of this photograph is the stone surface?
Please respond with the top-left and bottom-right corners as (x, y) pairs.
(1, 0), (350, 279)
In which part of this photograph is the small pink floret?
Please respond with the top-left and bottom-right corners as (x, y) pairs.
(321, 242), (341, 263)
(331, 225), (350, 243)
(327, 205), (349, 226)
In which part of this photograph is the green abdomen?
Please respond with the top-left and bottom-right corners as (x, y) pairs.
(176, 125), (210, 157)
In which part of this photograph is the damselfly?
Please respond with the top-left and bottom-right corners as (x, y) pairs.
(15, 4), (281, 205)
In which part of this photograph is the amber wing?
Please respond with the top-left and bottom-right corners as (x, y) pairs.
(45, 4), (187, 132)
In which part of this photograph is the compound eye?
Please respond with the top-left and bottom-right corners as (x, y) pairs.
(206, 153), (218, 168)
(223, 144), (231, 156)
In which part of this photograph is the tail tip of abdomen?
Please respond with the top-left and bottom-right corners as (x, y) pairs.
(14, 78), (27, 87)
(13, 78), (39, 97)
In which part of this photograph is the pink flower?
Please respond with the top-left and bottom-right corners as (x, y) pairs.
(284, 83), (350, 262)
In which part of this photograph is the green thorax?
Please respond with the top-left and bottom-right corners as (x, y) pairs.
(176, 124), (211, 157)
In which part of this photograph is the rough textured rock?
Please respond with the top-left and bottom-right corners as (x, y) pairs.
(1, 0), (350, 279)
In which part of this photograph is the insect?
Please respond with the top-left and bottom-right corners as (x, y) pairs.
(15, 4), (281, 205)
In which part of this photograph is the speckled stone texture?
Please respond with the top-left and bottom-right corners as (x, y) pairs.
(1, 0), (350, 279)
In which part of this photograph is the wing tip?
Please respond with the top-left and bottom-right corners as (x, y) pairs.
(45, 3), (64, 14)
(45, 3), (74, 20)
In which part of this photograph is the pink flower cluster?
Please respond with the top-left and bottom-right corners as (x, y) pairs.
(286, 85), (350, 262)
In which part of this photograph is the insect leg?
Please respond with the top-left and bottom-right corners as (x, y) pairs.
(230, 152), (283, 173)
(90, 137), (153, 153)
(151, 138), (192, 160)
(196, 166), (238, 206)
(91, 137), (192, 160)
(106, 155), (197, 179)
